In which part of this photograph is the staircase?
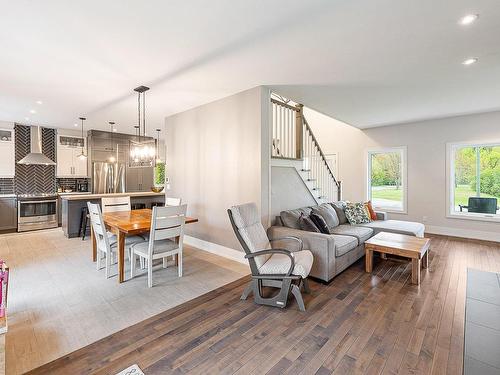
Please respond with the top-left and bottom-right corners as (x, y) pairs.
(271, 97), (341, 203)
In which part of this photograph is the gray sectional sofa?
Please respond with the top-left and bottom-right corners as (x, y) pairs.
(267, 202), (425, 283)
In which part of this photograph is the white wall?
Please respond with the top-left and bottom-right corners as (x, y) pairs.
(0, 121), (14, 130)
(165, 86), (270, 251)
(305, 108), (500, 241)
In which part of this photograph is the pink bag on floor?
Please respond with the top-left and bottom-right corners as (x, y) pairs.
(0, 260), (8, 318)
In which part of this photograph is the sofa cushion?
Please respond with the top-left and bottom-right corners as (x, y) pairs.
(310, 213), (329, 234)
(357, 220), (425, 238)
(298, 213), (320, 232)
(330, 201), (348, 224)
(312, 203), (339, 232)
(330, 224), (374, 245)
(345, 202), (371, 224)
(258, 249), (313, 278)
(280, 207), (313, 229)
(333, 235), (359, 257)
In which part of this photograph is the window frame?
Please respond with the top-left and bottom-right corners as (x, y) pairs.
(366, 146), (408, 214)
(446, 140), (500, 223)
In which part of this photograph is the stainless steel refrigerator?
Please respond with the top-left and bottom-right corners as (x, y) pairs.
(92, 162), (126, 194)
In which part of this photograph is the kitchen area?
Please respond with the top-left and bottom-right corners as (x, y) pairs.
(0, 121), (166, 236)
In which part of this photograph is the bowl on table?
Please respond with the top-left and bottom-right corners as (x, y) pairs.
(151, 186), (164, 193)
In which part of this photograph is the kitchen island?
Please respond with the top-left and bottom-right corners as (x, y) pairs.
(61, 191), (165, 238)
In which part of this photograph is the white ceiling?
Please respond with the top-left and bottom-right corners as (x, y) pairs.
(1, 0), (499, 131)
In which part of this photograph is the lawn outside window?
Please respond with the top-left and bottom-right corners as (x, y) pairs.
(447, 141), (500, 222)
(366, 146), (407, 214)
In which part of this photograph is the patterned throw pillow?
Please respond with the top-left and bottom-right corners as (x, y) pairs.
(345, 202), (371, 224)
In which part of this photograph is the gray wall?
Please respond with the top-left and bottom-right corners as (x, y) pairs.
(165, 86), (270, 251)
(305, 108), (500, 240)
(270, 161), (317, 222)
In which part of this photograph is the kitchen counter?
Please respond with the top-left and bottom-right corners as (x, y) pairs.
(57, 191), (91, 196)
(60, 191), (165, 238)
(61, 191), (164, 201)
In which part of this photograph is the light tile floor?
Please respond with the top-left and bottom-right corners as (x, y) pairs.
(0, 229), (249, 374)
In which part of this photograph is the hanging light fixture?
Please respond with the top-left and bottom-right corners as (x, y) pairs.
(77, 117), (87, 160)
(129, 86), (156, 166)
(155, 128), (162, 163)
(108, 121), (116, 163)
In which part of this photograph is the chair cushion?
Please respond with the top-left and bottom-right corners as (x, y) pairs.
(312, 203), (339, 233)
(280, 207), (313, 229)
(258, 250), (313, 279)
(298, 213), (320, 232)
(333, 235), (359, 257)
(108, 233), (145, 247)
(230, 203), (271, 268)
(330, 224), (374, 245)
(330, 201), (348, 224)
(131, 239), (178, 258)
(344, 202), (371, 224)
(357, 220), (425, 238)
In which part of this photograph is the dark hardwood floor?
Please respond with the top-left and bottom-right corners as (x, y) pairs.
(27, 235), (500, 375)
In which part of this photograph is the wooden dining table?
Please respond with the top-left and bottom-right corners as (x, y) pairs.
(91, 208), (198, 283)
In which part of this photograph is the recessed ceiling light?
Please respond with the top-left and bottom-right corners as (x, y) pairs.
(36, 100), (43, 105)
(459, 14), (479, 25)
(462, 58), (478, 65)
(25, 117), (30, 121)
(29, 109), (36, 114)
(74, 123), (78, 127)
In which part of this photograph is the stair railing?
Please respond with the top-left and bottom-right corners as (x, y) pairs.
(271, 98), (302, 159)
(271, 97), (342, 202)
(302, 115), (341, 202)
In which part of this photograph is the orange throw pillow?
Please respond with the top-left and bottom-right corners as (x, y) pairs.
(364, 201), (377, 221)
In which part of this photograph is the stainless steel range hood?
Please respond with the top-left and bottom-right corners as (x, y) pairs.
(17, 126), (56, 165)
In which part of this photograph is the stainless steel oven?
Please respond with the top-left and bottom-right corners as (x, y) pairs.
(17, 195), (58, 232)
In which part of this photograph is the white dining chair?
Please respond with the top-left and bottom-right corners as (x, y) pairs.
(130, 204), (187, 287)
(88, 200), (144, 278)
(165, 197), (182, 206)
(87, 202), (115, 279)
(101, 196), (131, 212)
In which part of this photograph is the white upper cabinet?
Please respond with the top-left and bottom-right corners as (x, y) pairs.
(56, 135), (88, 177)
(0, 129), (15, 177)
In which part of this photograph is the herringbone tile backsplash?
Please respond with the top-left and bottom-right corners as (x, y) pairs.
(0, 178), (14, 194)
(15, 124), (57, 194)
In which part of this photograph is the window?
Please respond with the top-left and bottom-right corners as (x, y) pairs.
(448, 142), (500, 221)
(367, 147), (407, 212)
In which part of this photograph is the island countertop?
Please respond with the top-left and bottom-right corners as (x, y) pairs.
(60, 191), (165, 201)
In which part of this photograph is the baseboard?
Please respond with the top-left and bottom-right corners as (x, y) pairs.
(184, 235), (247, 264)
(425, 225), (500, 243)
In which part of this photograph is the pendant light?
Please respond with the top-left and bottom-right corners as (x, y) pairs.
(108, 121), (116, 163)
(77, 117), (87, 160)
(129, 86), (155, 166)
(155, 128), (162, 163)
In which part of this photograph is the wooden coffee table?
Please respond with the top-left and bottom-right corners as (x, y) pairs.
(364, 232), (431, 285)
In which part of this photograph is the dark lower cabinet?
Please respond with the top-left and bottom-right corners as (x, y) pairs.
(0, 197), (17, 230)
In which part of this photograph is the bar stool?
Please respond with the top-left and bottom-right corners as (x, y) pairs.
(78, 206), (90, 240)
(131, 203), (146, 210)
(150, 202), (164, 209)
